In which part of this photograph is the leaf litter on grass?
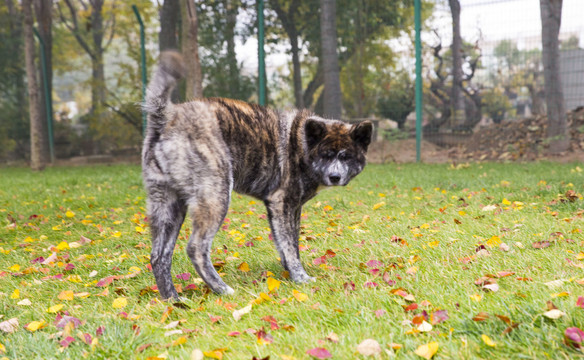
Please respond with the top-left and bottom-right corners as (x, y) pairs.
(1, 163), (584, 358)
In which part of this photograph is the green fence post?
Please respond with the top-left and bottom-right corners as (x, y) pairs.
(132, 5), (148, 136)
(258, 0), (266, 106)
(33, 27), (54, 163)
(415, 0), (423, 163)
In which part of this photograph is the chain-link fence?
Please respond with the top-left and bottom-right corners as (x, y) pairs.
(2, 0), (583, 165)
(414, 0), (584, 162)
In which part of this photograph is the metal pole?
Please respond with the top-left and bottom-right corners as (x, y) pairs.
(414, 0), (423, 162)
(33, 27), (54, 163)
(132, 5), (148, 136)
(258, 0), (266, 106)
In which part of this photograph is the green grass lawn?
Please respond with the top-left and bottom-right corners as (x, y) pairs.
(0, 162), (583, 359)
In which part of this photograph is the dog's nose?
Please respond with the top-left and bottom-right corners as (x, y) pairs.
(329, 174), (341, 184)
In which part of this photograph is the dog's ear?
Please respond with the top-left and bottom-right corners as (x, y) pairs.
(351, 121), (373, 150)
(305, 119), (327, 148)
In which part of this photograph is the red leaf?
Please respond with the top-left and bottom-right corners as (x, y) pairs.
(364, 281), (379, 288)
(96, 276), (115, 287)
(430, 309), (449, 325)
(306, 347), (332, 359)
(175, 273), (191, 281)
(577, 296), (584, 309)
(374, 309), (386, 318)
(404, 303), (418, 312)
(59, 336), (75, 348)
(565, 327), (584, 349)
(313, 256), (327, 265)
(366, 260), (383, 268)
(227, 331), (241, 337)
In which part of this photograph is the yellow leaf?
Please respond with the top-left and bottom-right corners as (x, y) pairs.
(470, 294), (482, 302)
(112, 297), (128, 309)
(502, 198), (511, 205)
(65, 211), (75, 218)
(238, 262), (250, 272)
(74, 292), (91, 298)
(171, 336), (187, 346)
(8, 264), (20, 272)
(551, 292), (570, 298)
(56, 241), (70, 251)
(427, 241), (439, 248)
(58, 291), (75, 301)
(0, 342), (5, 354)
(47, 304), (64, 313)
(292, 289), (308, 302)
(10, 289), (19, 299)
(487, 236), (501, 248)
(323, 205), (333, 212)
(481, 334), (496, 347)
(26, 320), (46, 332)
(577, 252), (584, 260)
(267, 277), (281, 292)
(373, 201), (386, 210)
(414, 341), (439, 359)
(203, 348), (227, 359)
(135, 226), (144, 233)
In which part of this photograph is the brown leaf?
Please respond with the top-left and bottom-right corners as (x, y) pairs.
(472, 312), (490, 321)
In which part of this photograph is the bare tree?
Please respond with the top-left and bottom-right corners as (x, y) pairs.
(33, 0), (52, 163)
(22, 0), (44, 170)
(449, 0), (465, 127)
(540, 0), (569, 153)
(319, 0), (342, 118)
(181, 0), (203, 99)
(57, 0), (116, 115)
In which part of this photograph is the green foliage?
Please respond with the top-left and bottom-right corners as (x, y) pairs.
(482, 88), (511, 124)
(376, 72), (414, 129)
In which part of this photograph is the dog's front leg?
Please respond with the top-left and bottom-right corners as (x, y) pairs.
(264, 197), (313, 283)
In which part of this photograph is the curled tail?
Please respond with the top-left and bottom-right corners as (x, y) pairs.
(143, 51), (186, 125)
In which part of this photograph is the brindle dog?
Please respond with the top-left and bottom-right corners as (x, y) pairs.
(142, 51), (372, 299)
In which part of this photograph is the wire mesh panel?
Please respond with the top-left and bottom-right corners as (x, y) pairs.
(419, 0), (584, 161)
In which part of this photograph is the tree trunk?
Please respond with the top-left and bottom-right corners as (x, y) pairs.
(449, 0), (465, 127)
(540, 0), (569, 153)
(90, 0), (106, 114)
(159, 0), (179, 51)
(225, 0), (239, 99)
(33, 0), (52, 163)
(319, 0), (342, 118)
(181, 0), (203, 99)
(270, 0), (304, 108)
(22, 0), (44, 170)
(5, 0), (28, 142)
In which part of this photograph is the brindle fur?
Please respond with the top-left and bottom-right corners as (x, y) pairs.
(142, 51), (372, 299)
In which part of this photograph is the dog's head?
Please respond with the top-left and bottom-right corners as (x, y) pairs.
(304, 118), (372, 186)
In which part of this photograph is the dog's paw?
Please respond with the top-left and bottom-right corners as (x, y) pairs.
(291, 273), (315, 284)
(219, 286), (235, 296)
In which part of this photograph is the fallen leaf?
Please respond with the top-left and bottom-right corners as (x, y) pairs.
(306, 347), (332, 359)
(238, 262), (250, 272)
(112, 297), (128, 309)
(191, 349), (204, 360)
(203, 348), (228, 360)
(481, 334), (496, 347)
(414, 341), (439, 359)
(267, 277), (281, 292)
(543, 309), (566, 319)
(577, 296), (584, 309)
(58, 290), (75, 301)
(17, 299), (32, 306)
(26, 320), (46, 332)
(417, 321), (433, 332)
(565, 327), (584, 349)
(292, 289), (308, 302)
(430, 309), (449, 325)
(356, 338), (381, 356)
(232, 304), (252, 321)
(47, 304), (64, 313)
(0, 318), (19, 333)
(472, 312), (490, 321)
(326, 332), (339, 343)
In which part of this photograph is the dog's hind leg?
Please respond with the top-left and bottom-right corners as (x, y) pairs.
(186, 184), (234, 295)
(148, 187), (187, 300)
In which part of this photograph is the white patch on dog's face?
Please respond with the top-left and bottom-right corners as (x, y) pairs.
(322, 157), (350, 186)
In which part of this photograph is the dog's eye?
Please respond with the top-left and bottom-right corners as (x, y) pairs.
(322, 150), (336, 159)
(339, 152), (353, 161)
